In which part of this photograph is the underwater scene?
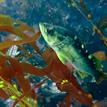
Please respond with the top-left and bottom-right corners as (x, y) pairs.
(0, 0), (107, 107)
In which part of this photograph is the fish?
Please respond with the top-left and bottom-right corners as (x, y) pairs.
(39, 23), (107, 83)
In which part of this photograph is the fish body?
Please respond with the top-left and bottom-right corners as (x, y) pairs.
(39, 23), (106, 83)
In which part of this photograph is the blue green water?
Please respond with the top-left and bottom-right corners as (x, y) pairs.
(0, 0), (107, 106)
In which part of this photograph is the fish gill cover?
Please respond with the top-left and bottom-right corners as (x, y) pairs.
(0, 0), (107, 107)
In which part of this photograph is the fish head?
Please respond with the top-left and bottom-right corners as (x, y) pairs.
(39, 23), (67, 48)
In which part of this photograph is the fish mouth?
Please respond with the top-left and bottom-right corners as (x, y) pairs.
(39, 23), (47, 36)
(39, 23), (51, 38)
(39, 22), (57, 45)
(39, 22), (49, 43)
(39, 22), (54, 35)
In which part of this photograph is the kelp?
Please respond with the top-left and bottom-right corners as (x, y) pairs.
(0, 76), (37, 107)
(67, 0), (107, 46)
(0, 14), (99, 107)
(0, 31), (40, 50)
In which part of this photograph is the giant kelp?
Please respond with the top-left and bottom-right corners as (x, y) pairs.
(0, 14), (101, 107)
(1, 2), (107, 105)
(0, 0), (107, 107)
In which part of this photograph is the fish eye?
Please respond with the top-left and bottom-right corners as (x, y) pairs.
(47, 29), (54, 36)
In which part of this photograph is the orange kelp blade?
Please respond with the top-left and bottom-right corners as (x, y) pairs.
(0, 25), (34, 39)
(34, 78), (49, 89)
(99, 36), (107, 46)
(18, 61), (47, 76)
(97, 16), (107, 46)
(93, 51), (107, 60)
(0, 14), (42, 56)
(0, 54), (38, 107)
(14, 23), (35, 37)
(0, 14), (14, 26)
(0, 14), (35, 39)
(0, 31), (41, 50)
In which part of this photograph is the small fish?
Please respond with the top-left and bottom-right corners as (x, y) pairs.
(39, 23), (107, 83)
